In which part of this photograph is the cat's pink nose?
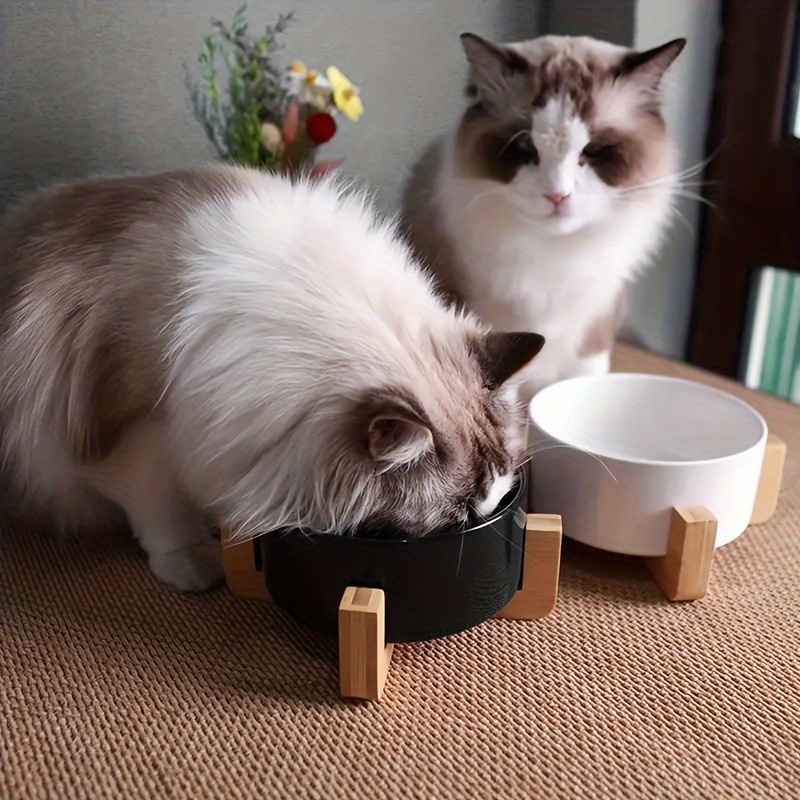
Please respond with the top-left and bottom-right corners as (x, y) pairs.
(544, 192), (570, 207)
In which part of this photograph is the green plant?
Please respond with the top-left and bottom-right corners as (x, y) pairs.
(188, 4), (362, 173)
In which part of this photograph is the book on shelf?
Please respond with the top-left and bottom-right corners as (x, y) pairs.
(742, 266), (800, 404)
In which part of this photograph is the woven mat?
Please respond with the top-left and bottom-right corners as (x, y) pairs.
(3, 345), (800, 800)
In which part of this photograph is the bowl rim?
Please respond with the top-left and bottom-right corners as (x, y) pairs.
(270, 467), (527, 544)
(529, 373), (769, 468)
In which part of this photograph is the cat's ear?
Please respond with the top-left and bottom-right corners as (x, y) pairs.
(472, 331), (546, 389)
(361, 393), (434, 469)
(461, 33), (530, 110)
(618, 38), (686, 92)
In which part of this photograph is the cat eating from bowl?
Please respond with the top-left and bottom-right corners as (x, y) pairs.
(0, 167), (544, 590)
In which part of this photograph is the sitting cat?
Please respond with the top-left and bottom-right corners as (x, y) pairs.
(404, 33), (685, 400)
(0, 167), (544, 591)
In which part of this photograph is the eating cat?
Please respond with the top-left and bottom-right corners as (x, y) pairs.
(0, 166), (544, 591)
(404, 33), (685, 400)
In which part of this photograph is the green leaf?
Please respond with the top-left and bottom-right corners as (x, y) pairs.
(188, 4), (297, 167)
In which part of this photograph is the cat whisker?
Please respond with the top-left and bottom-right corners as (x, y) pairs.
(619, 156), (716, 195)
(498, 129), (531, 157)
(631, 168), (707, 192)
(673, 155), (718, 179)
(294, 526), (316, 543)
(464, 189), (523, 211)
(459, 185), (529, 215)
(672, 189), (717, 209)
(521, 443), (619, 483)
(454, 529), (466, 582)
(672, 179), (722, 188)
(488, 526), (526, 555)
(668, 203), (696, 237)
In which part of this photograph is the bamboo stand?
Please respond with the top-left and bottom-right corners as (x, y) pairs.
(643, 434), (786, 601)
(221, 436), (786, 696)
(222, 513), (563, 701)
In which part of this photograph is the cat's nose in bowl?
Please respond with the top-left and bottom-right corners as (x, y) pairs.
(258, 467), (527, 643)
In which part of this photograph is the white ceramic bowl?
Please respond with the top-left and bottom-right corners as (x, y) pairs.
(528, 374), (768, 556)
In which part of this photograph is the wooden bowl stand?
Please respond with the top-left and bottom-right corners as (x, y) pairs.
(222, 513), (563, 701)
(643, 434), (786, 602)
(221, 434), (785, 700)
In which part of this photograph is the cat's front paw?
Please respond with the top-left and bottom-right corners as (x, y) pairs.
(148, 539), (224, 592)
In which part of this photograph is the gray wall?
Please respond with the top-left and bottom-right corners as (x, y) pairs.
(0, 0), (541, 213)
(0, 0), (717, 361)
(625, 0), (722, 359)
(544, 0), (636, 44)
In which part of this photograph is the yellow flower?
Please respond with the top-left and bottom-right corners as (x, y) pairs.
(326, 66), (363, 121)
(260, 122), (284, 156)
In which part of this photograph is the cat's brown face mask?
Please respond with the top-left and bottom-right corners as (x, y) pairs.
(456, 33), (685, 235)
(328, 331), (545, 538)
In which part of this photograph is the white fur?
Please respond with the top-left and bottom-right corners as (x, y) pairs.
(410, 35), (681, 400)
(1, 170), (537, 591)
(476, 471), (514, 518)
(516, 95), (614, 235)
(80, 420), (223, 591)
(575, 351), (612, 378)
(436, 137), (675, 397)
(165, 178), (470, 536)
(436, 123), (675, 398)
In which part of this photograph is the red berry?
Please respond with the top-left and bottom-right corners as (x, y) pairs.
(306, 113), (337, 144)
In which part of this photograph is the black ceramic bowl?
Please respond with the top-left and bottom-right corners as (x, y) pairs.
(257, 468), (527, 643)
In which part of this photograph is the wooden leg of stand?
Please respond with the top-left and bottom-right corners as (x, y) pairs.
(495, 514), (562, 620)
(751, 435), (787, 525)
(220, 529), (270, 602)
(339, 587), (394, 701)
(644, 506), (718, 601)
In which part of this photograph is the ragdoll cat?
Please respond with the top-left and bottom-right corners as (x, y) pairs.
(404, 33), (685, 400)
(0, 166), (544, 591)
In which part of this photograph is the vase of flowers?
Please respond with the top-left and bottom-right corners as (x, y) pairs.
(188, 5), (363, 177)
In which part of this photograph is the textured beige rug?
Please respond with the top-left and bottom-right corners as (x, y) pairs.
(3, 345), (799, 800)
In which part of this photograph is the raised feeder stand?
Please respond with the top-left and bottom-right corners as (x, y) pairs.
(220, 434), (786, 698)
(221, 513), (563, 701)
(643, 434), (786, 602)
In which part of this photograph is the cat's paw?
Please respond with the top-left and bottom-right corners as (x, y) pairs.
(148, 539), (224, 592)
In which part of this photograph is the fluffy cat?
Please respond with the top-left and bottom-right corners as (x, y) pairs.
(404, 33), (685, 399)
(0, 166), (544, 591)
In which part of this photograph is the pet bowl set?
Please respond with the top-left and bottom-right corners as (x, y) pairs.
(527, 374), (785, 601)
(222, 374), (785, 701)
(221, 469), (562, 701)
